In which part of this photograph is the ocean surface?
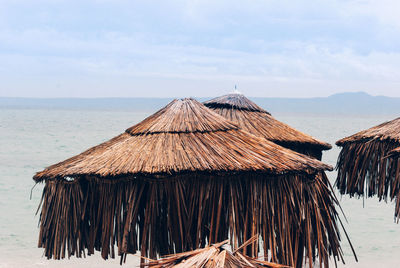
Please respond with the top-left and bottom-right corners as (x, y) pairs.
(1, 104), (400, 267)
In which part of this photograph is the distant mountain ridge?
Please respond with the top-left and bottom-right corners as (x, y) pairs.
(252, 92), (400, 116)
(252, 91), (400, 115)
(1, 92), (399, 115)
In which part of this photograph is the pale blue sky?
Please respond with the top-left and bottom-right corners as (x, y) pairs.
(1, 0), (400, 98)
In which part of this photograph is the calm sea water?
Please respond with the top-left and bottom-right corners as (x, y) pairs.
(1, 107), (400, 267)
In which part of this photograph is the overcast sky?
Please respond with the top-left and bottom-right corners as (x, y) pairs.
(1, 0), (400, 98)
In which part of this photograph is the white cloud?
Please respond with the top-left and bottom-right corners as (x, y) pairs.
(1, 0), (400, 97)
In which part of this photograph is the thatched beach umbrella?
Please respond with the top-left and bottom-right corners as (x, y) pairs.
(204, 93), (356, 266)
(204, 93), (332, 160)
(34, 98), (345, 268)
(336, 117), (400, 220)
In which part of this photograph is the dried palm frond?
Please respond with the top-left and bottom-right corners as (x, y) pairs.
(143, 238), (290, 268)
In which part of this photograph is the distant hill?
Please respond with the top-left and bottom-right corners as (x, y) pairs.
(1, 92), (399, 115)
(252, 92), (400, 115)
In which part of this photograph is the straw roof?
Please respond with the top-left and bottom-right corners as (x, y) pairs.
(34, 98), (331, 182)
(203, 93), (269, 114)
(143, 238), (289, 268)
(336, 117), (400, 220)
(337, 117), (400, 145)
(203, 94), (331, 159)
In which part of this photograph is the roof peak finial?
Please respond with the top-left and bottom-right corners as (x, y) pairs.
(232, 84), (241, 94)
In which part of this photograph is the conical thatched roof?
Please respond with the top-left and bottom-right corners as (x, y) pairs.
(204, 94), (331, 160)
(144, 239), (289, 268)
(203, 93), (269, 114)
(336, 117), (400, 220)
(34, 98), (331, 182)
(336, 117), (400, 145)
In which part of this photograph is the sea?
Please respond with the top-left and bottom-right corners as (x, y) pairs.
(1, 101), (400, 267)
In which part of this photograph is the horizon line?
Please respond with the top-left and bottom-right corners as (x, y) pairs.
(0, 91), (394, 99)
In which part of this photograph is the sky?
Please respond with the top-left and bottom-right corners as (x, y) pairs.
(1, 0), (400, 98)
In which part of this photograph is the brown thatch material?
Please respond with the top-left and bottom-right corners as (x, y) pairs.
(143, 238), (290, 268)
(204, 94), (355, 266)
(33, 98), (350, 268)
(34, 99), (330, 181)
(387, 146), (400, 157)
(336, 117), (400, 220)
(204, 94), (332, 160)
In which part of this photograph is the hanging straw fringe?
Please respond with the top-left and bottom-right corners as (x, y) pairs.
(37, 172), (351, 268)
(37, 180), (86, 259)
(336, 140), (400, 221)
